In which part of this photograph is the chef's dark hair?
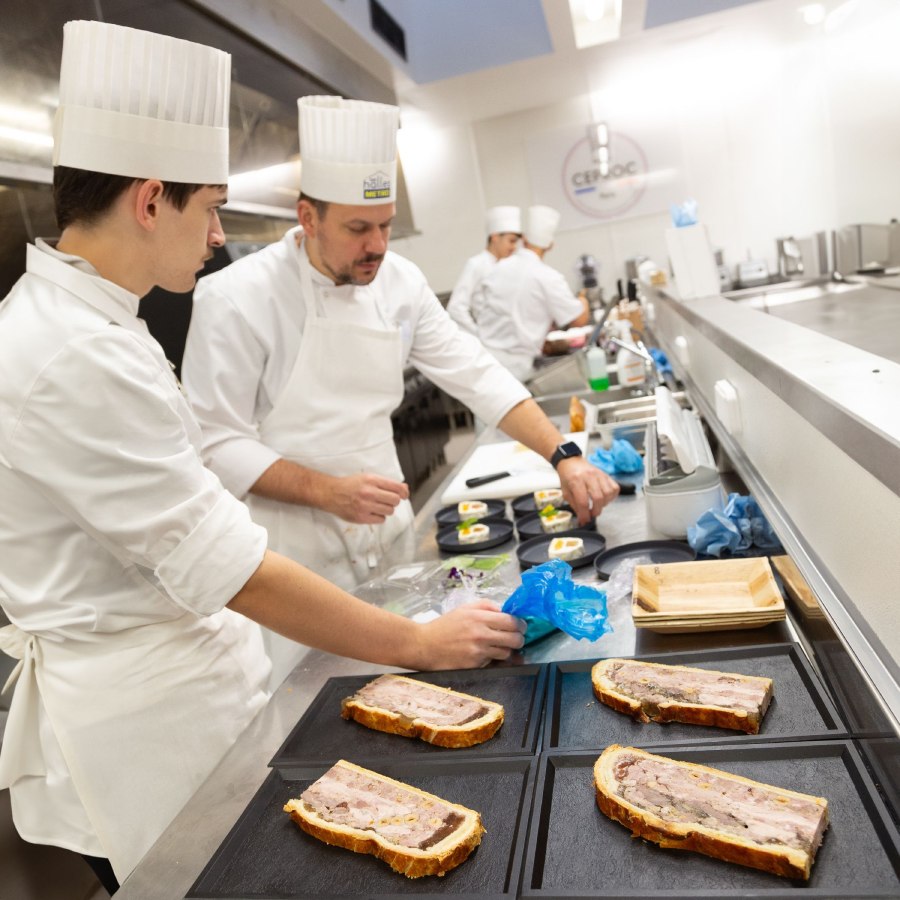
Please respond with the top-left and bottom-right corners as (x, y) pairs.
(53, 166), (207, 230)
(299, 192), (329, 218)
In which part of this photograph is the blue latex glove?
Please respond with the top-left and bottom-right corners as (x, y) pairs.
(670, 199), (699, 227)
(502, 559), (611, 641)
(687, 493), (783, 557)
(649, 347), (673, 375)
(588, 438), (644, 475)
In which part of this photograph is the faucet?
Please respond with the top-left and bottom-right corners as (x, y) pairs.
(607, 336), (658, 394)
(776, 237), (804, 279)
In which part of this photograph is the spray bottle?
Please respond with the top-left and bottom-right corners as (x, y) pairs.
(614, 320), (646, 386)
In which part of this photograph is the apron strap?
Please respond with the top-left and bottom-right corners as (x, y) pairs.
(0, 624), (48, 785)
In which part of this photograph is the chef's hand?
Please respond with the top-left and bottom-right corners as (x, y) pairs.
(557, 456), (619, 524)
(415, 601), (526, 670)
(323, 473), (409, 524)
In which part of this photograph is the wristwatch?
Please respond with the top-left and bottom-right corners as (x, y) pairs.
(550, 441), (583, 469)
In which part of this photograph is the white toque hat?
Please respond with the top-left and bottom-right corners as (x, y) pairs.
(54, 21), (231, 184)
(525, 205), (561, 249)
(298, 96), (399, 205)
(485, 206), (521, 236)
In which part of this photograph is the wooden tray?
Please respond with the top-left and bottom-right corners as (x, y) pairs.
(632, 557), (785, 632)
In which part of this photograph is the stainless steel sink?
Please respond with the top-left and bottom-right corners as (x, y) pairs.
(535, 386), (687, 433)
(526, 353), (621, 396)
(723, 276), (866, 309)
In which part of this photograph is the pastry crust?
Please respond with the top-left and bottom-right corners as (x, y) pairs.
(285, 760), (485, 878)
(341, 675), (504, 748)
(593, 745), (828, 880)
(591, 658), (773, 733)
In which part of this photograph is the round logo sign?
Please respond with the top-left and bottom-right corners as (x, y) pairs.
(562, 132), (648, 219)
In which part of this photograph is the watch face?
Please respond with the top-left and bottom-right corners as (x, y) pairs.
(552, 441), (583, 468)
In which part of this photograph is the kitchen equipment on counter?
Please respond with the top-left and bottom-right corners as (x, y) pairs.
(736, 258), (770, 287)
(643, 386), (723, 538)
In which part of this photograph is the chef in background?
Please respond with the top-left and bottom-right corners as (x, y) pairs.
(446, 205), (521, 334)
(183, 97), (619, 688)
(475, 205), (590, 382)
(0, 24), (526, 891)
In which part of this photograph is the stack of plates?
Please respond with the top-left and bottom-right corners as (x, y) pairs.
(631, 556), (785, 633)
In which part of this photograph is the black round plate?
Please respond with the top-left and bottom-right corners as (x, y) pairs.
(435, 499), (507, 526)
(516, 510), (593, 540)
(435, 519), (516, 554)
(516, 532), (607, 570)
(511, 492), (570, 518)
(593, 540), (696, 580)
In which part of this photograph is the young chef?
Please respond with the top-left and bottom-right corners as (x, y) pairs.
(446, 205), (522, 334)
(475, 205), (590, 382)
(183, 97), (619, 687)
(0, 23), (526, 891)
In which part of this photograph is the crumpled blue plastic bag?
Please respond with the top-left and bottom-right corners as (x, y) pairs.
(670, 199), (699, 228)
(687, 493), (783, 557)
(649, 347), (673, 375)
(588, 438), (644, 475)
(502, 559), (611, 641)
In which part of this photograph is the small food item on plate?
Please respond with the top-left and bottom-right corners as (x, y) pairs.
(539, 506), (573, 533)
(569, 395), (586, 432)
(285, 760), (485, 878)
(548, 536), (584, 561)
(534, 488), (564, 508)
(457, 521), (489, 544)
(593, 745), (828, 880)
(457, 500), (488, 519)
(341, 673), (504, 747)
(591, 658), (773, 733)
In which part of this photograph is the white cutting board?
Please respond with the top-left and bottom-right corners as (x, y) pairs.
(440, 432), (588, 504)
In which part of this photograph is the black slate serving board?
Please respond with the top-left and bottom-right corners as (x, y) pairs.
(187, 756), (537, 899)
(522, 741), (900, 898)
(270, 666), (547, 767)
(544, 643), (847, 750)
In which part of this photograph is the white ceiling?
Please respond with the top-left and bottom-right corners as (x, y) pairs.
(287, 0), (830, 125)
(319, 0), (766, 85)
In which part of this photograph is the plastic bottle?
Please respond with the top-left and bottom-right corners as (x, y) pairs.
(585, 345), (609, 391)
(615, 321), (646, 386)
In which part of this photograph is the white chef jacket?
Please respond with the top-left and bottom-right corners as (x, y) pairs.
(183, 226), (530, 502)
(446, 248), (496, 335)
(0, 240), (271, 876)
(475, 247), (585, 380)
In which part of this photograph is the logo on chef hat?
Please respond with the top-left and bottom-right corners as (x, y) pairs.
(562, 131), (648, 219)
(363, 171), (392, 201)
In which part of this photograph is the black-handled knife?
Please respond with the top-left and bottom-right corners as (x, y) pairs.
(465, 471), (511, 488)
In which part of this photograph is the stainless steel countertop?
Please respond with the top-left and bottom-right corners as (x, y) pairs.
(117, 420), (798, 899)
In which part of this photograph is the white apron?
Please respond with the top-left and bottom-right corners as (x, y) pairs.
(247, 241), (415, 687)
(0, 253), (270, 881)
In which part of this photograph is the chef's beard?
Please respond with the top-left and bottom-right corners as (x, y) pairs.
(326, 253), (385, 286)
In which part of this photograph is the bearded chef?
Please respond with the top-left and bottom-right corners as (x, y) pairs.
(0, 24), (526, 891)
(475, 205), (590, 383)
(446, 205), (521, 335)
(183, 98), (619, 689)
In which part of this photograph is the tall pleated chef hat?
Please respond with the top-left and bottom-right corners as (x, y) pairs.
(485, 205), (521, 236)
(525, 205), (561, 249)
(54, 21), (231, 184)
(298, 96), (400, 205)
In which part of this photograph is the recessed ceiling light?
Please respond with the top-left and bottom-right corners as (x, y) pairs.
(799, 3), (826, 25)
(569, 0), (622, 49)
